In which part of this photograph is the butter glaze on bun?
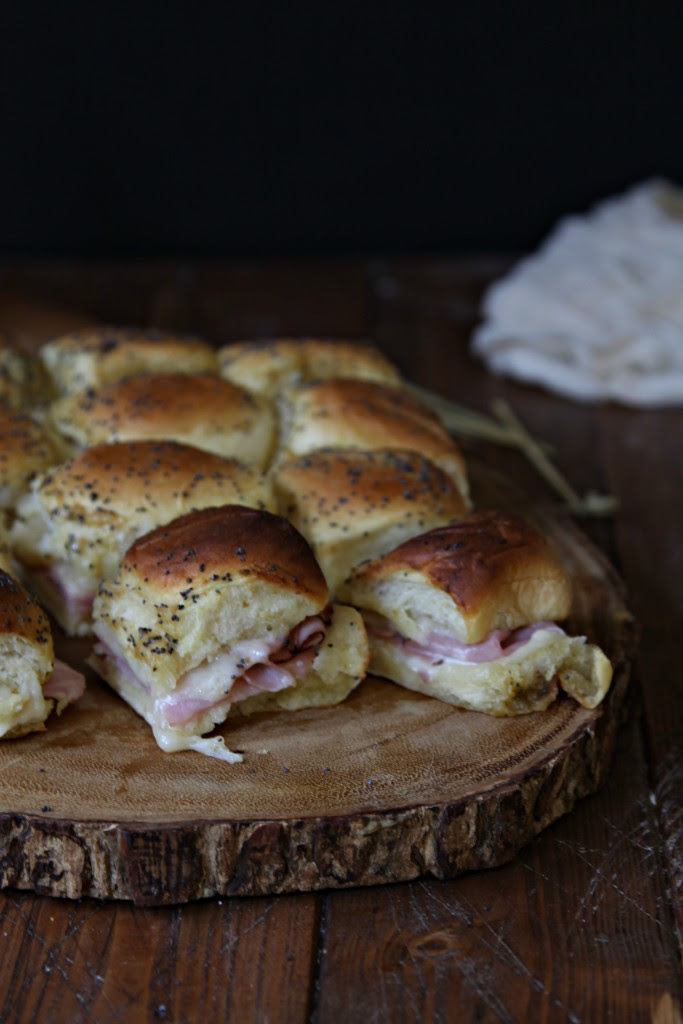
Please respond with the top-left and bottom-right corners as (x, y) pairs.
(0, 406), (60, 514)
(342, 512), (573, 645)
(274, 447), (469, 593)
(218, 337), (401, 398)
(278, 377), (469, 502)
(45, 373), (277, 468)
(340, 511), (612, 714)
(10, 441), (275, 636)
(40, 326), (219, 397)
(90, 505), (368, 760)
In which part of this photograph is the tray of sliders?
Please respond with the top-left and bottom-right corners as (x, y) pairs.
(0, 331), (635, 904)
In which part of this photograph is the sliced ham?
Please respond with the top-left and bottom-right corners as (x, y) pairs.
(162, 619), (328, 726)
(365, 613), (563, 665)
(93, 612), (331, 729)
(43, 658), (86, 707)
(30, 565), (94, 622)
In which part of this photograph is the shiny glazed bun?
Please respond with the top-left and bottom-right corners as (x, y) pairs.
(218, 337), (401, 398)
(10, 441), (275, 636)
(274, 447), (469, 593)
(45, 373), (277, 468)
(40, 326), (219, 397)
(342, 512), (573, 645)
(340, 511), (612, 714)
(278, 377), (469, 502)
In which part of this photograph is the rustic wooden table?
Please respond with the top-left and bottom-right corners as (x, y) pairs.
(0, 259), (681, 1023)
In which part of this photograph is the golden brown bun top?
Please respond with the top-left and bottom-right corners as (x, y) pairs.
(275, 448), (468, 530)
(345, 511), (573, 643)
(0, 406), (59, 507)
(48, 372), (269, 439)
(121, 504), (329, 605)
(218, 337), (401, 397)
(0, 570), (54, 650)
(41, 326), (218, 395)
(280, 377), (467, 496)
(30, 440), (271, 515)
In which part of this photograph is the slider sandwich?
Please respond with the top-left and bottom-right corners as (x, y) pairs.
(40, 326), (219, 397)
(10, 441), (275, 636)
(90, 505), (369, 761)
(274, 448), (469, 593)
(218, 337), (401, 398)
(0, 570), (84, 740)
(277, 377), (470, 504)
(339, 511), (613, 715)
(44, 373), (276, 467)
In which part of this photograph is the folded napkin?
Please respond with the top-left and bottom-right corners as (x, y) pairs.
(472, 180), (683, 406)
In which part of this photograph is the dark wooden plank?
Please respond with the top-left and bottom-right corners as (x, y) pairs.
(184, 261), (370, 343)
(598, 404), (683, 958)
(313, 714), (682, 1023)
(0, 259), (370, 344)
(0, 890), (319, 1024)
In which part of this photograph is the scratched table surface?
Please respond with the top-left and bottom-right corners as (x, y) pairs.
(0, 259), (681, 1023)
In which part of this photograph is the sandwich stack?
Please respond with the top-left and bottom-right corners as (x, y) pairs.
(0, 327), (613, 762)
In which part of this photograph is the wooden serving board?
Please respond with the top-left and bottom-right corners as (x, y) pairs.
(0, 465), (636, 905)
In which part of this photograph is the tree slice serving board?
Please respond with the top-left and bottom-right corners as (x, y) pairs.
(0, 464), (636, 905)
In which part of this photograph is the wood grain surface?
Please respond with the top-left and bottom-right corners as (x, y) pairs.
(0, 260), (680, 1023)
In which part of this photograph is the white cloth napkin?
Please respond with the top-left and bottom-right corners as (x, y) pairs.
(471, 180), (683, 406)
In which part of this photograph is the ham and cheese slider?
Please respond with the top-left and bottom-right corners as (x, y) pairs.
(90, 505), (369, 761)
(0, 406), (59, 519)
(10, 441), (275, 637)
(40, 326), (219, 397)
(44, 373), (276, 467)
(218, 337), (401, 398)
(0, 570), (84, 740)
(277, 377), (470, 504)
(339, 511), (613, 715)
(274, 448), (469, 593)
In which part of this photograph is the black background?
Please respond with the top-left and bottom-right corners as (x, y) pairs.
(2, 3), (682, 259)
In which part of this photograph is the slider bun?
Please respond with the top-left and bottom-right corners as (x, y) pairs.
(92, 505), (329, 690)
(0, 406), (60, 513)
(339, 511), (573, 645)
(274, 448), (469, 593)
(40, 326), (219, 397)
(10, 441), (275, 635)
(278, 378), (469, 501)
(45, 374), (276, 468)
(90, 600), (369, 760)
(365, 626), (613, 715)
(0, 570), (54, 739)
(218, 337), (401, 398)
